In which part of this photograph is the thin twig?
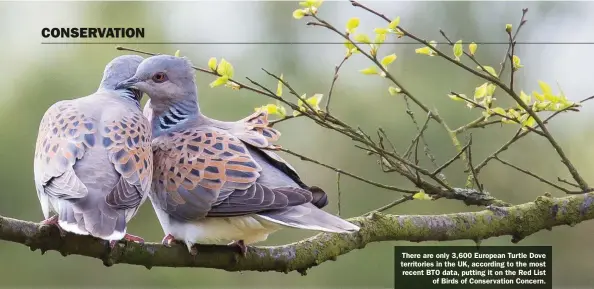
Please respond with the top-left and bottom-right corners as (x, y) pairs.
(350, 0), (391, 22)
(499, 8), (529, 77)
(558, 177), (580, 189)
(432, 141), (471, 176)
(494, 157), (571, 194)
(449, 92), (545, 137)
(414, 24), (590, 191)
(507, 29), (516, 91)
(307, 15), (445, 125)
(474, 96), (592, 173)
(404, 112), (432, 159)
(326, 55), (349, 114)
(269, 115), (302, 127)
(465, 134), (484, 193)
(403, 100), (440, 170)
(364, 195), (413, 216)
(274, 147), (418, 194)
(475, 129), (523, 173)
(337, 172), (342, 217)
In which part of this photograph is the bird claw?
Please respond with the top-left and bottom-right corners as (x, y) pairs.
(40, 215), (67, 237)
(228, 240), (248, 257)
(41, 215), (59, 225)
(161, 234), (199, 256)
(189, 245), (198, 256)
(123, 233), (145, 245)
(109, 240), (118, 249)
(108, 233), (145, 249)
(161, 234), (176, 247)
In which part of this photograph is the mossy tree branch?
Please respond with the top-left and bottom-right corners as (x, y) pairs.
(1, 192), (593, 274)
(4, 1), (591, 276)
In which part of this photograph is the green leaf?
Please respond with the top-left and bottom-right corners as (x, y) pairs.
(374, 28), (388, 34)
(522, 116), (536, 129)
(276, 74), (283, 97)
(292, 9), (306, 19)
(256, 103), (287, 117)
(359, 66), (378, 75)
(207, 57), (217, 71)
(346, 17), (360, 34)
(469, 42), (477, 56)
(538, 80), (553, 96)
(299, 0), (322, 8)
(374, 33), (386, 45)
(388, 86), (402, 95)
(277, 104), (287, 117)
(491, 107), (506, 116)
(412, 191), (432, 200)
(388, 17), (400, 30)
(486, 83), (496, 96)
(474, 83), (488, 99)
(502, 109), (518, 124)
(216, 59), (234, 78)
(532, 91), (545, 102)
(512, 55), (523, 70)
(448, 93), (466, 101)
(415, 41), (437, 56)
(380, 53), (397, 68)
(520, 91), (531, 105)
(415, 47), (432, 56)
(209, 76), (229, 88)
(306, 93), (323, 111)
(344, 41), (358, 57)
(478, 66), (498, 78)
(453, 40), (463, 61)
(174, 50), (181, 57)
(354, 33), (371, 44)
(308, 0), (324, 8)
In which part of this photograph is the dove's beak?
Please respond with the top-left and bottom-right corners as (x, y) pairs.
(116, 77), (141, 90)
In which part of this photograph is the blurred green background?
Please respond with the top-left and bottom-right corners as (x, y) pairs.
(1, 1), (594, 288)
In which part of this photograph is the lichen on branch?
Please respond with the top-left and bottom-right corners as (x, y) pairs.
(1, 193), (593, 273)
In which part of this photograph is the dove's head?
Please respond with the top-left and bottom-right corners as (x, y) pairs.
(116, 55), (198, 112)
(99, 55), (144, 101)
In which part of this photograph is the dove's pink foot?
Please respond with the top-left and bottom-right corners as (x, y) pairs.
(189, 245), (198, 256)
(109, 233), (145, 249)
(41, 215), (67, 237)
(41, 215), (59, 225)
(161, 234), (176, 247)
(162, 234), (198, 256)
(123, 233), (145, 244)
(228, 240), (248, 257)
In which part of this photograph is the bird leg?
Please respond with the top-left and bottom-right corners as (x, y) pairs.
(109, 233), (145, 249)
(161, 234), (198, 256)
(123, 233), (145, 244)
(228, 240), (248, 257)
(40, 215), (67, 237)
(161, 234), (176, 247)
(188, 244), (198, 256)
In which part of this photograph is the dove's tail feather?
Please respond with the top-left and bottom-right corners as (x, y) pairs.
(308, 186), (329, 209)
(54, 198), (128, 241)
(256, 203), (360, 233)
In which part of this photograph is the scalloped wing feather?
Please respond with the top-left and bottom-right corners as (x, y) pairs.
(152, 126), (314, 220)
(102, 110), (153, 210)
(34, 101), (95, 199)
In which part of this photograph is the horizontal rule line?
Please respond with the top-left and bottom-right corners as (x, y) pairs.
(40, 41), (594, 45)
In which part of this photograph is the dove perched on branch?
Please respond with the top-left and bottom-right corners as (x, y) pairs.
(34, 55), (153, 247)
(117, 55), (359, 256)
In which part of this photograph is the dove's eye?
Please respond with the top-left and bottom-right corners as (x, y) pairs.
(152, 72), (168, 83)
